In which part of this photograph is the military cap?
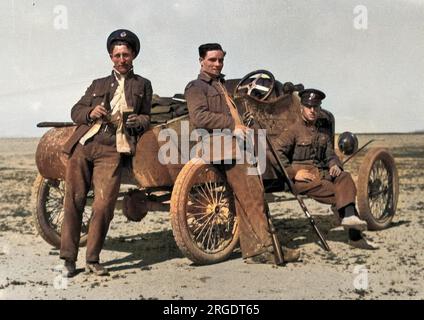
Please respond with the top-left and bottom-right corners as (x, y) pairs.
(298, 89), (326, 107)
(107, 29), (140, 58)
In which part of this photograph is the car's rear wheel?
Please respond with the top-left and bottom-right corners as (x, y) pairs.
(357, 148), (399, 230)
(31, 174), (92, 248)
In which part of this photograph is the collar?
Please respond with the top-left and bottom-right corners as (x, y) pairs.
(301, 116), (317, 128)
(198, 72), (225, 84)
(112, 68), (135, 80)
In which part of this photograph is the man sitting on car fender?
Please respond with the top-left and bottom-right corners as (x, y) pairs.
(185, 43), (300, 264)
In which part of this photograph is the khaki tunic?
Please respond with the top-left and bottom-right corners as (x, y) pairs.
(275, 118), (356, 210)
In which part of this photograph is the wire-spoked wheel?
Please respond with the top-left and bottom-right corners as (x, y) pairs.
(170, 158), (239, 265)
(357, 148), (399, 230)
(31, 174), (92, 248)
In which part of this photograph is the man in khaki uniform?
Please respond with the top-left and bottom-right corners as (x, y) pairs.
(60, 29), (152, 277)
(185, 43), (300, 264)
(275, 89), (378, 250)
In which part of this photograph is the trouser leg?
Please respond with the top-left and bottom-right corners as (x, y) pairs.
(305, 172), (363, 240)
(333, 172), (358, 221)
(339, 203), (356, 218)
(85, 144), (122, 263)
(303, 180), (336, 207)
(305, 172), (357, 210)
(224, 163), (272, 258)
(332, 172), (357, 210)
(60, 144), (92, 261)
(348, 229), (363, 240)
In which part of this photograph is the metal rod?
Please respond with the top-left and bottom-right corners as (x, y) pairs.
(342, 139), (375, 165)
(37, 122), (75, 128)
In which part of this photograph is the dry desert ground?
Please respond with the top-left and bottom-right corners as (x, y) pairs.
(0, 133), (423, 299)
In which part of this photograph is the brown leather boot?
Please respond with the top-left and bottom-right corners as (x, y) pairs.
(85, 262), (109, 276)
(281, 246), (301, 262)
(245, 246), (300, 264)
(64, 260), (77, 278)
(245, 251), (275, 264)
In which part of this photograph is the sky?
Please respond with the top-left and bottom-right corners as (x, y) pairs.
(1, 0), (423, 137)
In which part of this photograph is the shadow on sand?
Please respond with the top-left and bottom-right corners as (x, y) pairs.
(100, 213), (406, 271)
(101, 229), (182, 272)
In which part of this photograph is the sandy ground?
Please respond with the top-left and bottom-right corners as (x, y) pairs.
(0, 134), (423, 300)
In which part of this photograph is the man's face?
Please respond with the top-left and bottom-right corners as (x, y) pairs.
(110, 45), (135, 75)
(200, 50), (225, 78)
(301, 104), (320, 122)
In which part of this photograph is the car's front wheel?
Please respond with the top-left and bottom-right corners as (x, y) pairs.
(170, 159), (239, 265)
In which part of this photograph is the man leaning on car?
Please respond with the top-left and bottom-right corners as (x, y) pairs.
(184, 43), (300, 264)
(60, 29), (152, 277)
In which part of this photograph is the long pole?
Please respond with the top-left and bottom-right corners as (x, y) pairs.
(243, 103), (331, 252)
(255, 119), (331, 251)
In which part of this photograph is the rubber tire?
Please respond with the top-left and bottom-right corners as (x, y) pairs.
(357, 148), (399, 230)
(31, 174), (88, 248)
(170, 159), (239, 265)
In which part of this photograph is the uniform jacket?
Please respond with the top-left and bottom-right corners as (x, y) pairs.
(185, 72), (235, 131)
(185, 72), (242, 161)
(274, 118), (343, 193)
(63, 70), (152, 155)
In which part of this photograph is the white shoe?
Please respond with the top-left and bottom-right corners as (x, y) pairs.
(341, 216), (368, 231)
(349, 237), (379, 250)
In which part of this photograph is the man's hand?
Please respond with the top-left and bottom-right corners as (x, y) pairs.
(329, 165), (342, 177)
(242, 111), (254, 127)
(233, 124), (248, 139)
(89, 105), (108, 120)
(126, 114), (142, 128)
(294, 169), (317, 182)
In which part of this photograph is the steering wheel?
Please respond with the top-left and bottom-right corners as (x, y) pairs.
(234, 70), (276, 101)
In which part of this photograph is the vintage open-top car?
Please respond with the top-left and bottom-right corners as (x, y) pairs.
(32, 70), (399, 265)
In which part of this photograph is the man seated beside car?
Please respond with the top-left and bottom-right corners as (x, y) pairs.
(274, 88), (378, 250)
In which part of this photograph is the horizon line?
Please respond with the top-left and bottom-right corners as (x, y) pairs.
(1, 131), (424, 139)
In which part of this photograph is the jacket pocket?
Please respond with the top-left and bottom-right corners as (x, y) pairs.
(206, 91), (224, 113)
(90, 89), (109, 108)
(131, 92), (144, 109)
(316, 135), (328, 160)
(293, 139), (312, 160)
